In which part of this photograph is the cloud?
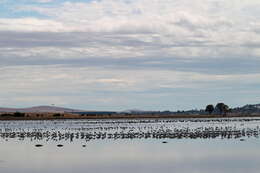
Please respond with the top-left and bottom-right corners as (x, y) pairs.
(1, 65), (260, 110)
(35, 0), (54, 3)
(0, 18), (66, 32)
(2, 0), (260, 52)
(0, 0), (260, 109)
(0, 0), (259, 62)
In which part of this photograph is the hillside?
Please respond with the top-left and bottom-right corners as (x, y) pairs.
(0, 106), (85, 113)
(232, 104), (260, 114)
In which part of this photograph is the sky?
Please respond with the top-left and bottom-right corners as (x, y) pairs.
(0, 0), (260, 111)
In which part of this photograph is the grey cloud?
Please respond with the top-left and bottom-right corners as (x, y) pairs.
(0, 31), (158, 48)
(0, 31), (87, 48)
(1, 53), (260, 75)
(174, 17), (233, 32)
(0, 31), (237, 49)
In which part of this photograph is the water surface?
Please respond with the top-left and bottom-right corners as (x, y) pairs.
(0, 118), (260, 173)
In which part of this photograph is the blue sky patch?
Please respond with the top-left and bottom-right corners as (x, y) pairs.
(0, 0), (94, 18)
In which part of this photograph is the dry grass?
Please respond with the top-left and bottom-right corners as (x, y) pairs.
(0, 112), (260, 120)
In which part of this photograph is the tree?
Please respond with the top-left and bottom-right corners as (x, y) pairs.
(205, 104), (214, 114)
(215, 103), (229, 116)
(13, 112), (25, 117)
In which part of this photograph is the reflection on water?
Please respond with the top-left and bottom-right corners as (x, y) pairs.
(0, 118), (260, 173)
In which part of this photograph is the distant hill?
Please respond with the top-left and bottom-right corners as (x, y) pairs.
(121, 109), (163, 114)
(1, 103), (260, 114)
(242, 104), (260, 109)
(232, 104), (260, 114)
(0, 106), (86, 113)
(122, 109), (150, 113)
(121, 103), (260, 115)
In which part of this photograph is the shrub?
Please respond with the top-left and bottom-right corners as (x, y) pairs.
(1, 113), (12, 117)
(53, 113), (63, 117)
(13, 112), (25, 117)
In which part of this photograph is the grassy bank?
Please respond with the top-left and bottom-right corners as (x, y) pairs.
(0, 112), (260, 120)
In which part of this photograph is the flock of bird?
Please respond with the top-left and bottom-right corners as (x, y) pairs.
(0, 126), (259, 142)
(0, 118), (259, 143)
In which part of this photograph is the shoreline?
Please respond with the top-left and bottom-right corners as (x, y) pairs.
(0, 113), (260, 120)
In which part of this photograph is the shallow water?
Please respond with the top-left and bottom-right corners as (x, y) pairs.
(0, 118), (260, 173)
